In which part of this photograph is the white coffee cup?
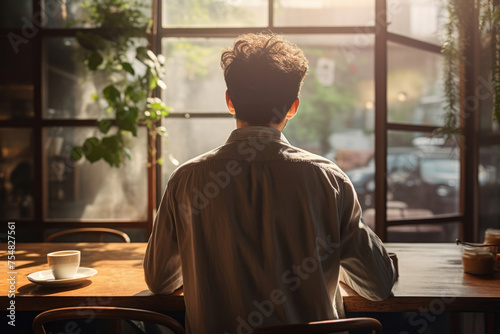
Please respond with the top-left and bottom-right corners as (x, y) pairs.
(47, 250), (81, 280)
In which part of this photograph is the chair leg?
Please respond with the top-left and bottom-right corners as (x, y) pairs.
(485, 312), (495, 334)
(449, 312), (460, 334)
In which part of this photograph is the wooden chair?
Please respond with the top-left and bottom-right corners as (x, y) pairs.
(45, 228), (131, 243)
(33, 306), (185, 334)
(252, 317), (383, 334)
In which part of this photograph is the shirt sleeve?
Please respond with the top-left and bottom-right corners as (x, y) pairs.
(338, 176), (396, 301)
(143, 186), (183, 294)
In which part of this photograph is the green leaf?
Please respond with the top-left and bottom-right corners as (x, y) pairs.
(98, 119), (112, 134)
(122, 62), (135, 75)
(125, 85), (146, 103)
(156, 157), (164, 165)
(75, 31), (97, 51)
(103, 85), (121, 105)
(116, 106), (139, 136)
(83, 137), (103, 163)
(91, 93), (99, 102)
(149, 73), (157, 90)
(70, 146), (83, 162)
(136, 46), (150, 61)
(102, 135), (120, 151)
(102, 151), (121, 167)
(88, 51), (103, 70)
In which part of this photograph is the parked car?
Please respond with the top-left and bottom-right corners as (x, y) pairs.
(345, 147), (484, 215)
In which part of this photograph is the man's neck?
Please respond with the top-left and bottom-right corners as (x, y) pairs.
(235, 119), (287, 132)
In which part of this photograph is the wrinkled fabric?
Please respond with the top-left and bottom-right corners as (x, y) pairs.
(144, 126), (396, 334)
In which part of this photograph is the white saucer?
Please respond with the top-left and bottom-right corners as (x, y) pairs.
(27, 267), (98, 287)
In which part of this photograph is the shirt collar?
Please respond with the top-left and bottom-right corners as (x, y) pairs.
(226, 126), (290, 145)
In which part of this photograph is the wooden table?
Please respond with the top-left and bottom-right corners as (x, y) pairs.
(0, 243), (184, 312)
(1, 243), (499, 312)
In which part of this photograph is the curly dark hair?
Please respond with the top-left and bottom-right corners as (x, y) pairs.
(221, 33), (308, 124)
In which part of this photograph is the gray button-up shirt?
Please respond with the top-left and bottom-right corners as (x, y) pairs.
(144, 126), (396, 334)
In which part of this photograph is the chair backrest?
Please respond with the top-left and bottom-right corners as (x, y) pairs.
(252, 317), (383, 334)
(33, 306), (185, 334)
(45, 228), (131, 243)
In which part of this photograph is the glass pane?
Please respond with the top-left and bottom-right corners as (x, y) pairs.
(284, 34), (374, 162)
(43, 0), (152, 28)
(162, 38), (232, 113)
(44, 127), (148, 220)
(387, 131), (460, 218)
(44, 37), (147, 119)
(0, 38), (34, 120)
(161, 117), (236, 188)
(0, 128), (34, 219)
(162, 0), (268, 27)
(0, 0), (32, 29)
(275, 0), (374, 27)
(388, 0), (447, 45)
(42, 0), (88, 28)
(388, 42), (445, 126)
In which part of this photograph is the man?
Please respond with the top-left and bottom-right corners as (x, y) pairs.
(144, 33), (396, 334)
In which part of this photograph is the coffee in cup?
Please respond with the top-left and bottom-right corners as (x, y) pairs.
(47, 250), (81, 279)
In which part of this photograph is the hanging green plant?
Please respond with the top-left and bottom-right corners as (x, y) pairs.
(69, 0), (170, 167)
(440, 0), (500, 141)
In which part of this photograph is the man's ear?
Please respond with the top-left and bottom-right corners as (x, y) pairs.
(285, 98), (300, 120)
(226, 90), (236, 115)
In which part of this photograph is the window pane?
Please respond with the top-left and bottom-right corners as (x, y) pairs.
(162, 0), (268, 27)
(161, 117), (236, 189)
(162, 0), (268, 28)
(42, 0), (152, 28)
(0, 128), (34, 219)
(44, 37), (93, 119)
(387, 131), (460, 217)
(0, 0), (32, 29)
(388, 42), (444, 126)
(44, 127), (148, 220)
(274, 0), (374, 27)
(388, 0), (447, 45)
(44, 37), (147, 119)
(42, 0), (88, 28)
(284, 34), (374, 165)
(0, 38), (34, 120)
(162, 38), (232, 113)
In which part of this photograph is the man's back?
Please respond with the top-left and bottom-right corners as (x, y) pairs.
(144, 126), (395, 334)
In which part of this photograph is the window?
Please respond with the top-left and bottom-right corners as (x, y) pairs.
(1, 0), (495, 242)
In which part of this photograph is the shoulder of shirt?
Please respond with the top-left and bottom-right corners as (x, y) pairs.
(279, 143), (350, 181)
(166, 141), (350, 186)
(166, 145), (226, 186)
